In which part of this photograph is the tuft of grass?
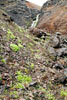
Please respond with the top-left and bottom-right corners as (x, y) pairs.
(10, 44), (19, 52)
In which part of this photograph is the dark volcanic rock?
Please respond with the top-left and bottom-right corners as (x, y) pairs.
(0, 0), (40, 28)
(57, 48), (67, 57)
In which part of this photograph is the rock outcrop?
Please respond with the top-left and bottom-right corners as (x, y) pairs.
(0, 0), (40, 28)
(37, 0), (67, 34)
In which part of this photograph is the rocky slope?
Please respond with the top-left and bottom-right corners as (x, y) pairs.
(36, 0), (67, 34)
(0, 9), (67, 100)
(0, 0), (40, 28)
(0, 0), (67, 99)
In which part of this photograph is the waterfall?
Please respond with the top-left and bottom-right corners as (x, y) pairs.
(31, 14), (40, 28)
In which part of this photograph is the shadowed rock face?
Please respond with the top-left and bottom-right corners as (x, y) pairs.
(37, 0), (67, 34)
(0, 0), (40, 28)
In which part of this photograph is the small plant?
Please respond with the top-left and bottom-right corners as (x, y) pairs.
(1, 59), (6, 64)
(10, 44), (19, 52)
(24, 68), (29, 74)
(47, 94), (55, 100)
(30, 63), (34, 69)
(39, 86), (55, 100)
(16, 71), (32, 84)
(10, 91), (19, 98)
(60, 90), (67, 96)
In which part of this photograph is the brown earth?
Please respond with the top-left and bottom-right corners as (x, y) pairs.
(37, 0), (67, 35)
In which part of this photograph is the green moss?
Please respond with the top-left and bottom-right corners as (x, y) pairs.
(10, 44), (19, 52)
(60, 90), (67, 96)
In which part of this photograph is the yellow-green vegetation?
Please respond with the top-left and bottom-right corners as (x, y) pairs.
(18, 43), (24, 48)
(35, 54), (41, 59)
(28, 43), (34, 47)
(0, 56), (6, 64)
(60, 90), (67, 97)
(0, 77), (2, 81)
(18, 26), (23, 32)
(1, 59), (6, 64)
(7, 29), (15, 40)
(24, 68), (29, 74)
(47, 94), (55, 100)
(39, 86), (55, 100)
(12, 71), (32, 90)
(10, 91), (19, 98)
(26, 34), (31, 39)
(17, 37), (22, 43)
(10, 43), (20, 52)
(14, 83), (24, 89)
(16, 71), (32, 84)
(30, 63), (34, 69)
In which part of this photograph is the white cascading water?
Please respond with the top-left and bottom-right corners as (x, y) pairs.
(31, 14), (40, 28)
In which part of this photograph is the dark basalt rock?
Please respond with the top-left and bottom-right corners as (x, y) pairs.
(0, 0), (40, 28)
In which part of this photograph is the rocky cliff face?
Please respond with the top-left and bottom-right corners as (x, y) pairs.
(0, 0), (40, 28)
(37, 0), (67, 34)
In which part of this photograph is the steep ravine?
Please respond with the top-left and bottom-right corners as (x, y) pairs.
(0, 0), (67, 100)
